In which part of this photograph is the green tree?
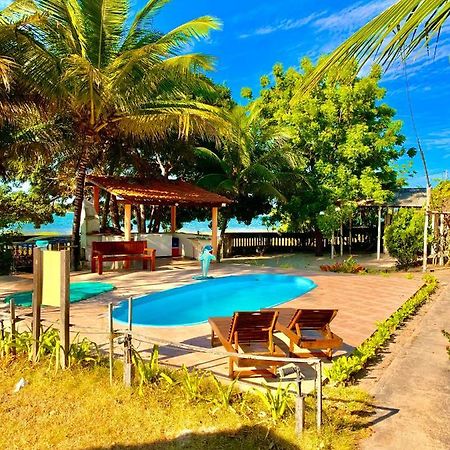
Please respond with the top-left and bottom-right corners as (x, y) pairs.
(0, 0), (227, 268)
(250, 59), (412, 253)
(194, 105), (295, 257)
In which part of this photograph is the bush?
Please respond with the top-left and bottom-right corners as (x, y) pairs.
(384, 208), (427, 268)
(0, 232), (15, 275)
(320, 256), (365, 274)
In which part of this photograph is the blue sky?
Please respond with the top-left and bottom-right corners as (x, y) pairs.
(152, 0), (450, 187)
(1, 0), (448, 186)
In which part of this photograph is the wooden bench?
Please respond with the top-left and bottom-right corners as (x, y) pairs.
(91, 241), (156, 275)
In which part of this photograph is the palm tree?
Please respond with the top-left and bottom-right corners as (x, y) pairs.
(0, 0), (227, 268)
(297, 0), (450, 93)
(195, 106), (296, 257)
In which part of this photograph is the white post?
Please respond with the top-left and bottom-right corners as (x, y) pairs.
(439, 213), (444, 266)
(423, 187), (431, 272)
(340, 222), (344, 257)
(331, 230), (335, 259)
(377, 206), (382, 261)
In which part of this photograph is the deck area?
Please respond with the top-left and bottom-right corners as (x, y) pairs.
(0, 259), (424, 389)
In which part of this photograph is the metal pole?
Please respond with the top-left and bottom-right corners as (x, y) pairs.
(423, 187), (431, 272)
(316, 361), (322, 431)
(331, 231), (335, 259)
(9, 299), (16, 356)
(108, 303), (114, 385)
(123, 297), (134, 387)
(340, 222), (344, 257)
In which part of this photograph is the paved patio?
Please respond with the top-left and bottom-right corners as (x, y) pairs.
(0, 259), (424, 390)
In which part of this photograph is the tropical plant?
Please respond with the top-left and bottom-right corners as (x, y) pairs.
(195, 105), (296, 256)
(179, 365), (206, 402)
(209, 373), (238, 409)
(320, 256), (366, 274)
(0, 0), (227, 268)
(254, 383), (293, 421)
(298, 0), (450, 93)
(385, 208), (427, 268)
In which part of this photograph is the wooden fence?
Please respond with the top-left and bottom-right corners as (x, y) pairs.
(222, 228), (377, 257)
(3, 240), (72, 272)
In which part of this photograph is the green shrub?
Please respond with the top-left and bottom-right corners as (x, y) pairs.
(0, 232), (15, 275)
(384, 208), (427, 268)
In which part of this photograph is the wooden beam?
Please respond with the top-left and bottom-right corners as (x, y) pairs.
(32, 247), (43, 363)
(377, 206), (382, 260)
(93, 186), (100, 215)
(59, 249), (70, 369)
(124, 204), (132, 241)
(171, 205), (177, 233)
(212, 207), (218, 256)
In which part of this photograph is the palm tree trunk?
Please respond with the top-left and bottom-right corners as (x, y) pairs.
(217, 217), (229, 262)
(101, 191), (111, 231)
(111, 196), (120, 230)
(315, 229), (324, 256)
(71, 148), (90, 270)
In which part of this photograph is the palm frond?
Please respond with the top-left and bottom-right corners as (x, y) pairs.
(298, 0), (450, 96)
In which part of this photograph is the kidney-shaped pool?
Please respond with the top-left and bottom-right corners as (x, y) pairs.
(113, 274), (316, 327)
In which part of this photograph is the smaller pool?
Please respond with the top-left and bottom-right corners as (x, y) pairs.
(113, 274), (316, 327)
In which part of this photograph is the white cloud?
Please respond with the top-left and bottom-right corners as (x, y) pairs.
(239, 12), (325, 39)
(314, 0), (397, 33)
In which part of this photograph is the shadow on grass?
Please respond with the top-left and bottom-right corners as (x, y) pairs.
(86, 425), (296, 450)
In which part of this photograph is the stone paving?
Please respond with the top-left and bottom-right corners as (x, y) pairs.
(0, 259), (424, 390)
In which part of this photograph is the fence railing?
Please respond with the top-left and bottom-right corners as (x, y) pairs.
(3, 240), (72, 271)
(223, 228), (377, 257)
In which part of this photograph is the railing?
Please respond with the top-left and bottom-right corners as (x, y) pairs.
(3, 240), (72, 272)
(222, 228), (377, 257)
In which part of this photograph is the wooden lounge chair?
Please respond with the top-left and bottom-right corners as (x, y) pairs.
(273, 308), (343, 359)
(208, 311), (286, 379)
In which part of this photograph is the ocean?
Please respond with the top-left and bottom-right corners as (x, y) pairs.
(16, 212), (269, 235)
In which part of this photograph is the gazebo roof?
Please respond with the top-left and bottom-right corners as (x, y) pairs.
(86, 175), (232, 207)
(389, 188), (427, 208)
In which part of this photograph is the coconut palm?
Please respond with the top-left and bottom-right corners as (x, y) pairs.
(298, 0), (450, 93)
(0, 0), (227, 268)
(195, 106), (297, 257)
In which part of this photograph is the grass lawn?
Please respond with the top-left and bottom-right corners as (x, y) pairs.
(0, 357), (374, 450)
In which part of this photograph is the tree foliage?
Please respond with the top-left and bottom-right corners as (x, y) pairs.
(249, 59), (413, 234)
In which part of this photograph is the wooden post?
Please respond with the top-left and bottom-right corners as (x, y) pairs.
(212, 207), (218, 257)
(295, 394), (305, 435)
(423, 186), (431, 272)
(377, 206), (382, 261)
(59, 250), (70, 369)
(171, 205), (177, 233)
(439, 213), (445, 266)
(108, 303), (114, 385)
(93, 185), (100, 215)
(123, 297), (134, 387)
(32, 247), (43, 362)
(316, 361), (322, 431)
(9, 299), (16, 356)
(124, 204), (132, 241)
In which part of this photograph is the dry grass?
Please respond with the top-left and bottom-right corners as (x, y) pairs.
(0, 357), (374, 450)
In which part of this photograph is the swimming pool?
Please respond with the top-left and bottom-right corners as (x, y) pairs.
(113, 274), (316, 327)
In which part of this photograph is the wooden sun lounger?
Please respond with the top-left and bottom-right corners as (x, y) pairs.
(270, 308), (343, 359)
(208, 311), (286, 379)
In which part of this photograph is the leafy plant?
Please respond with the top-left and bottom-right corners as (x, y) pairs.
(254, 383), (293, 421)
(385, 208), (427, 268)
(209, 374), (238, 409)
(180, 365), (206, 402)
(320, 257), (365, 274)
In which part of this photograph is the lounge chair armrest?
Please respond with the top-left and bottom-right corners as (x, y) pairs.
(277, 323), (300, 346)
(143, 248), (156, 255)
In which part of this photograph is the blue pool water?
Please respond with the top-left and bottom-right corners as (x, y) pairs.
(113, 274), (316, 327)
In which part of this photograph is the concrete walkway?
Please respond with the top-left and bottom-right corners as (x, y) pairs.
(360, 273), (450, 450)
